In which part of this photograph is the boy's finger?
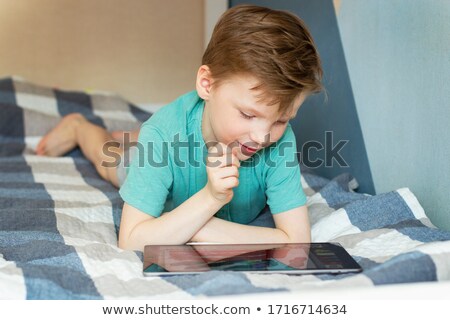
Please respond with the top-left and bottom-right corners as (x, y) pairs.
(207, 153), (238, 168)
(229, 142), (240, 157)
(207, 142), (230, 157)
(208, 142), (239, 159)
(206, 154), (224, 168)
(219, 152), (240, 168)
(231, 153), (241, 168)
(219, 142), (233, 155)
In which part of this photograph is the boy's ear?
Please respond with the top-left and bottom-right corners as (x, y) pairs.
(196, 65), (212, 100)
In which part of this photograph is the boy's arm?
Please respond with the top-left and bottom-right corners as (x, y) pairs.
(118, 143), (240, 251)
(118, 188), (224, 251)
(190, 205), (310, 244)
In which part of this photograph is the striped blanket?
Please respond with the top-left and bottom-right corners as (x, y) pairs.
(1, 77), (450, 299)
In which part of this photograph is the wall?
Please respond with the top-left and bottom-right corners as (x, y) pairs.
(204, 0), (228, 50)
(336, 0), (450, 230)
(0, 0), (204, 104)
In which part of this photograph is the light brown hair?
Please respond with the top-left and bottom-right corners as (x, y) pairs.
(202, 5), (323, 113)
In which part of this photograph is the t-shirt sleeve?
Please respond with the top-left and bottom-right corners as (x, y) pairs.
(119, 124), (173, 217)
(264, 126), (307, 214)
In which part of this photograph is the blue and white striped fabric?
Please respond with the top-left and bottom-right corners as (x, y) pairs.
(1, 77), (450, 299)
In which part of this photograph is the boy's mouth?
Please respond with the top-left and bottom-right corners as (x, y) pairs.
(239, 142), (259, 156)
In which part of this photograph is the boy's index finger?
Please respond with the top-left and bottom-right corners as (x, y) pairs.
(228, 141), (240, 156)
(231, 144), (238, 156)
(208, 142), (231, 156)
(232, 153), (241, 168)
(207, 142), (222, 157)
(207, 142), (240, 164)
(220, 142), (233, 155)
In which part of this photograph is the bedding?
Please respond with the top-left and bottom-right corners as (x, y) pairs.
(1, 76), (450, 299)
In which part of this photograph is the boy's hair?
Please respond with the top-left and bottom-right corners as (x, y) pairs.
(202, 5), (323, 113)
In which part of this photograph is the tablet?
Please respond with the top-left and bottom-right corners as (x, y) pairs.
(143, 242), (362, 276)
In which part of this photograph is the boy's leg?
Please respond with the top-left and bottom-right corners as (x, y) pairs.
(36, 113), (122, 187)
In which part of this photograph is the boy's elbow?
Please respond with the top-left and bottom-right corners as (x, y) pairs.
(117, 236), (133, 251)
(117, 237), (128, 250)
(117, 233), (144, 252)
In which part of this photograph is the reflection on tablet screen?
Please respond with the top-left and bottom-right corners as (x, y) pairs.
(143, 243), (362, 275)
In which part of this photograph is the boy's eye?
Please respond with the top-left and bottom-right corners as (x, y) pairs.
(240, 111), (254, 119)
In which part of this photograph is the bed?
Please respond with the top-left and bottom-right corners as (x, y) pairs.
(1, 76), (450, 299)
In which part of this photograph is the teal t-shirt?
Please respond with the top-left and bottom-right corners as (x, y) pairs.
(119, 91), (306, 224)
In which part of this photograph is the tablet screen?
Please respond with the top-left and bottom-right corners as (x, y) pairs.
(143, 243), (362, 275)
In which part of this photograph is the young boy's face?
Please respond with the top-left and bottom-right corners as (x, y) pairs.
(199, 72), (306, 161)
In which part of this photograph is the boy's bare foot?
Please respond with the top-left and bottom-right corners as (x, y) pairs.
(36, 113), (85, 156)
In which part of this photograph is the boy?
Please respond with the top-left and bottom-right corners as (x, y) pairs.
(36, 5), (322, 251)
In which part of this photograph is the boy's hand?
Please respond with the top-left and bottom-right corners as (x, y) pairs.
(204, 142), (240, 205)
